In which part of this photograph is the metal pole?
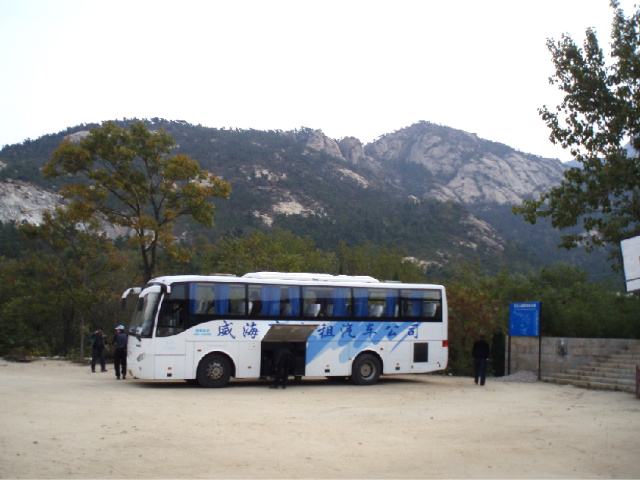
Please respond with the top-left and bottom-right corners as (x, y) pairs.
(507, 335), (511, 376)
(538, 304), (542, 381)
(538, 334), (542, 381)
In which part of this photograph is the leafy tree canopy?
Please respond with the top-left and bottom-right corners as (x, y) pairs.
(12, 207), (129, 356)
(43, 120), (231, 282)
(195, 228), (339, 276)
(514, 1), (640, 270)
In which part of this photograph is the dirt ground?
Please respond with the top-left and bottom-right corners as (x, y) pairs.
(1, 359), (639, 479)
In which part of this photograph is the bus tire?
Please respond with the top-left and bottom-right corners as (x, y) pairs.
(197, 353), (231, 388)
(351, 353), (381, 386)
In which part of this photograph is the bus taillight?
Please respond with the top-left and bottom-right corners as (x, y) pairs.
(442, 340), (449, 347)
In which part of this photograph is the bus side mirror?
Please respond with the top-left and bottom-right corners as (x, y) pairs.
(121, 287), (142, 310)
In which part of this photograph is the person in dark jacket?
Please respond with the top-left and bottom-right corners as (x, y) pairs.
(270, 346), (295, 389)
(472, 334), (491, 386)
(90, 326), (107, 373)
(113, 325), (128, 380)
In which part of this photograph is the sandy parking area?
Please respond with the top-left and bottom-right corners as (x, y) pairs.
(0, 359), (639, 479)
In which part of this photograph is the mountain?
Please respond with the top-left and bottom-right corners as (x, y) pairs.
(363, 122), (567, 205)
(0, 119), (612, 279)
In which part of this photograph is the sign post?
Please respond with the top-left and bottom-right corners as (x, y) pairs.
(621, 238), (640, 399)
(621, 236), (640, 293)
(509, 302), (541, 379)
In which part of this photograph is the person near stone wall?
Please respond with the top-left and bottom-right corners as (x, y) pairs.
(472, 334), (491, 386)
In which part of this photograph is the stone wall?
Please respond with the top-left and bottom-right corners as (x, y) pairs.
(506, 336), (640, 377)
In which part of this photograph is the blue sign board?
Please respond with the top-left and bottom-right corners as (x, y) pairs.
(509, 302), (540, 336)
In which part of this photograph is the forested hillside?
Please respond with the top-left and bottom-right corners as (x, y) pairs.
(0, 118), (613, 280)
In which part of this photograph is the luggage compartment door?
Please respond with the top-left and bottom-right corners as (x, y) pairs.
(260, 324), (318, 377)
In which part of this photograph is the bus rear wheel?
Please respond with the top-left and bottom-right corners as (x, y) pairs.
(197, 353), (231, 388)
(351, 353), (381, 385)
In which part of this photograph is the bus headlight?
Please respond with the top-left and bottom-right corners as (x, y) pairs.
(137, 353), (148, 362)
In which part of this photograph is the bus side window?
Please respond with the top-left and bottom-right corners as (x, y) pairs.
(400, 289), (431, 318)
(353, 288), (369, 317)
(282, 286), (300, 316)
(424, 302), (438, 318)
(305, 304), (321, 317)
(330, 287), (350, 317)
(423, 290), (442, 321)
(402, 300), (415, 317)
(231, 300), (246, 315)
(302, 287), (322, 317)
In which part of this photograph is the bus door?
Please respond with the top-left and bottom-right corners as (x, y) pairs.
(153, 297), (188, 379)
(260, 324), (318, 378)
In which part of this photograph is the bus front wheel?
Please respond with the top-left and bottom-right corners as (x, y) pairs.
(351, 353), (381, 385)
(197, 353), (231, 388)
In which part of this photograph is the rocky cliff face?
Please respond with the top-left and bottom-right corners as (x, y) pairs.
(0, 180), (60, 225)
(364, 122), (567, 206)
(292, 122), (566, 207)
(338, 136), (383, 174)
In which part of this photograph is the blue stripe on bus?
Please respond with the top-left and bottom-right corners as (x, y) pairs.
(306, 321), (419, 363)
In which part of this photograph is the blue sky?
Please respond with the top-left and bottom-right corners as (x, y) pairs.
(0, 0), (635, 161)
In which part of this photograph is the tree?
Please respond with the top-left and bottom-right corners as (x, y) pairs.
(445, 268), (503, 376)
(199, 229), (339, 275)
(513, 1), (640, 270)
(489, 264), (640, 339)
(44, 120), (231, 282)
(17, 207), (129, 357)
(337, 241), (427, 282)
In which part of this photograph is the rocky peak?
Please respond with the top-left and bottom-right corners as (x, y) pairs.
(286, 128), (344, 160)
(337, 137), (365, 164)
(337, 137), (382, 174)
(290, 122), (567, 206)
(366, 121), (567, 205)
(65, 131), (90, 143)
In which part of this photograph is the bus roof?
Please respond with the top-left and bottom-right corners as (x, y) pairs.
(146, 272), (444, 291)
(244, 271), (379, 283)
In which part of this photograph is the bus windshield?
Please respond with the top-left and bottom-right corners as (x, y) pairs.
(130, 291), (161, 337)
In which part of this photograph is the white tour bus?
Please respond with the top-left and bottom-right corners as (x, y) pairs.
(121, 272), (448, 387)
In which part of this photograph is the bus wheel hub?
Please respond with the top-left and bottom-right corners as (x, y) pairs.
(205, 362), (223, 379)
(360, 363), (373, 378)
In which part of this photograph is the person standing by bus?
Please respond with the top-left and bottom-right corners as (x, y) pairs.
(472, 334), (490, 386)
(113, 325), (128, 380)
(90, 326), (107, 373)
(270, 346), (295, 389)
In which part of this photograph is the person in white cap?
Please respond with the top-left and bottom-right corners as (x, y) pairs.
(112, 325), (128, 380)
